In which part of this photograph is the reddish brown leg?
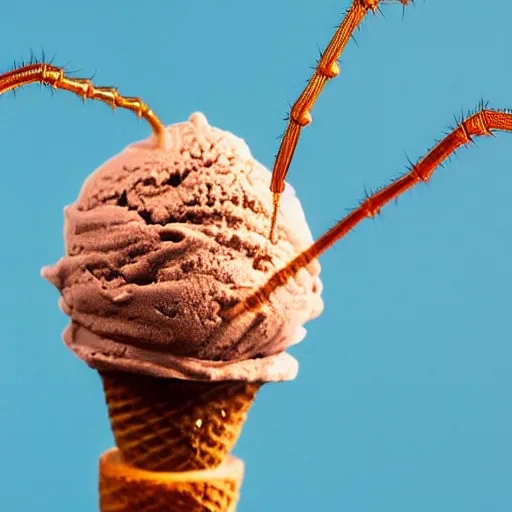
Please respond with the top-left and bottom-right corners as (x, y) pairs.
(268, 0), (410, 241)
(0, 63), (167, 147)
(226, 106), (512, 319)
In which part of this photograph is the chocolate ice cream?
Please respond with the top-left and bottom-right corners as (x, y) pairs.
(42, 113), (323, 382)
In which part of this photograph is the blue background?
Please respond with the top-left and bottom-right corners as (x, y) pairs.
(1, 1), (512, 511)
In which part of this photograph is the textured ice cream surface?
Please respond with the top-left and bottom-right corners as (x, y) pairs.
(42, 113), (323, 382)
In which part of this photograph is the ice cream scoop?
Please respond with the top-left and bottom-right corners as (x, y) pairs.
(42, 112), (323, 383)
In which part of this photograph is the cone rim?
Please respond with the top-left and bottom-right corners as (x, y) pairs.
(99, 448), (245, 483)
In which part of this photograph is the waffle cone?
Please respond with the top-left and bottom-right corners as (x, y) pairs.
(99, 448), (244, 512)
(99, 371), (261, 472)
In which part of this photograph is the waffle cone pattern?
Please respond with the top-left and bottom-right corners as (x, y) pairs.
(100, 371), (261, 472)
(99, 448), (244, 512)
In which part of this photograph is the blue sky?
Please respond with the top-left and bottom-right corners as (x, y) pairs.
(1, 1), (512, 511)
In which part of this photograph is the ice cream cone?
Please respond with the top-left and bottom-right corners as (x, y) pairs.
(99, 448), (244, 512)
(100, 370), (261, 472)
(42, 115), (323, 511)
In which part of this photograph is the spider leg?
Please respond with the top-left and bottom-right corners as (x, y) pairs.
(0, 63), (167, 148)
(268, 0), (410, 241)
(226, 106), (512, 319)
